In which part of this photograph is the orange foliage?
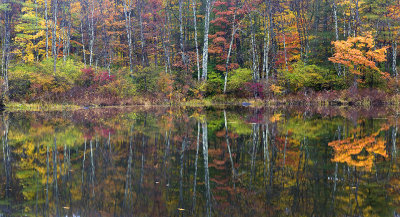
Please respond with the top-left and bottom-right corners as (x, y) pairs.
(329, 33), (388, 77)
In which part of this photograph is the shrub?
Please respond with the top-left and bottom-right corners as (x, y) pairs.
(226, 68), (252, 96)
(99, 78), (136, 98)
(204, 70), (223, 96)
(157, 72), (174, 100)
(132, 65), (165, 93)
(77, 68), (115, 88)
(280, 61), (333, 93)
(243, 82), (265, 98)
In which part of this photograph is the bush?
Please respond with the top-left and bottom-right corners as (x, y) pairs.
(244, 82), (265, 98)
(280, 61), (335, 93)
(157, 72), (174, 100)
(132, 65), (165, 93)
(204, 70), (223, 96)
(77, 68), (115, 88)
(8, 58), (84, 101)
(225, 68), (252, 96)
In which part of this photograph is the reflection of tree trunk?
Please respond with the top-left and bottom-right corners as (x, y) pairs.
(90, 139), (95, 196)
(163, 130), (171, 187)
(263, 122), (269, 187)
(202, 121), (211, 217)
(250, 124), (258, 187)
(192, 121), (200, 214)
(140, 135), (145, 190)
(35, 143), (39, 216)
(82, 139), (86, 186)
(224, 110), (235, 188)
(283, 130), (288, 168)
(178, 137), (187, 213)
(45, 145), (49, 217)
(123, 127), (134, 212)
(3, 117), (11, 210)
(332, 126), (341, 212)
(53, 137), (60, 217)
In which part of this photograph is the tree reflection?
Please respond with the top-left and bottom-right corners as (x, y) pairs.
(0, 108), (398, 216)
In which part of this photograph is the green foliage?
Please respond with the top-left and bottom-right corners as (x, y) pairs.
(9, 59), (83, 101)
(132, 65), (165, 93)
(204, 71), (223, 96)
(226, 68), (252, 94)
(280, 61), (342, 92)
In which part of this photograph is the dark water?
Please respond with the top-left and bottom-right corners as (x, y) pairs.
(0, 106), (399, 216)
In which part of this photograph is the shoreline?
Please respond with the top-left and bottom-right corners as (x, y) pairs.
(3, 96), (400, 112)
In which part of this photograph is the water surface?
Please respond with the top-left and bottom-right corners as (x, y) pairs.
(0, 106), (399, 216)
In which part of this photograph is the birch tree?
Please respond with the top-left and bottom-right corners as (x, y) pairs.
(202, 0), (211, 80)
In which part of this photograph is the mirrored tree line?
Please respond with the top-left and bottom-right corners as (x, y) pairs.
(0, 108), (399, 216)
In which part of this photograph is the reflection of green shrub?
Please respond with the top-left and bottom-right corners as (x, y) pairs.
(226, 68), (252, 95)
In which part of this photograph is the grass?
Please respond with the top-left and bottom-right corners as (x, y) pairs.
(5, 102), (82, 112)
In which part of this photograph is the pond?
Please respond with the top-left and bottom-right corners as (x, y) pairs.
(0, 106), (399, 216)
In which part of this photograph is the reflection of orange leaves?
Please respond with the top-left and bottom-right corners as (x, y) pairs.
(328, 133), (387, 170)
(270, 113), (282, 123)
(215, 130), (226, 137)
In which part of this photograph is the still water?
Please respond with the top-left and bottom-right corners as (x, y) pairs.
(0, 106), (399, 216)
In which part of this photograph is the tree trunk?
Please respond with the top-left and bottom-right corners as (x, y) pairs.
(263, 13), (270, 85)
(45, 0), (49, 58)
(80, 21), (87, 68)
(202, 0), (211, 80)
(123, 0), (133, 72)
(179, 0), (187, 72)
(139, 0), (147, 66)
(332, 0), (341, 76)
(52, 0), (58, 75)
(250, 14), (258, 80)
(2, 2), (10, 95)
(223, 7), (238, 94)
(192, 0), (200, 80)
(89, 0), (95, 67)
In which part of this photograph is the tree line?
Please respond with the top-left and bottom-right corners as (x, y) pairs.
(0, 0), (399, 101)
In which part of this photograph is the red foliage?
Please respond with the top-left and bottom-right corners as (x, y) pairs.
(243, 82), (265, 99)
(80, 68), (115, 88)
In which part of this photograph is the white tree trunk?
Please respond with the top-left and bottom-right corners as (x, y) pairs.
(179, 0), (186, 71)
(89, 0), (95, 67)
(123, 0), (133, 72)
(45, 0), (49, 58)
(223, 10), (238, 94)
(192, 0), (201, 80)
(52, 0), (58, 75)
(202, 0), (211, 80)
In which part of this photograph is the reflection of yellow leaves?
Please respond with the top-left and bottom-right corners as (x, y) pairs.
(270, 84), (283, 95)
(270, 113), (282, 123)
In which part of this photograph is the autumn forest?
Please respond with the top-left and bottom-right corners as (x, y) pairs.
(0, 0), (399, 106)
